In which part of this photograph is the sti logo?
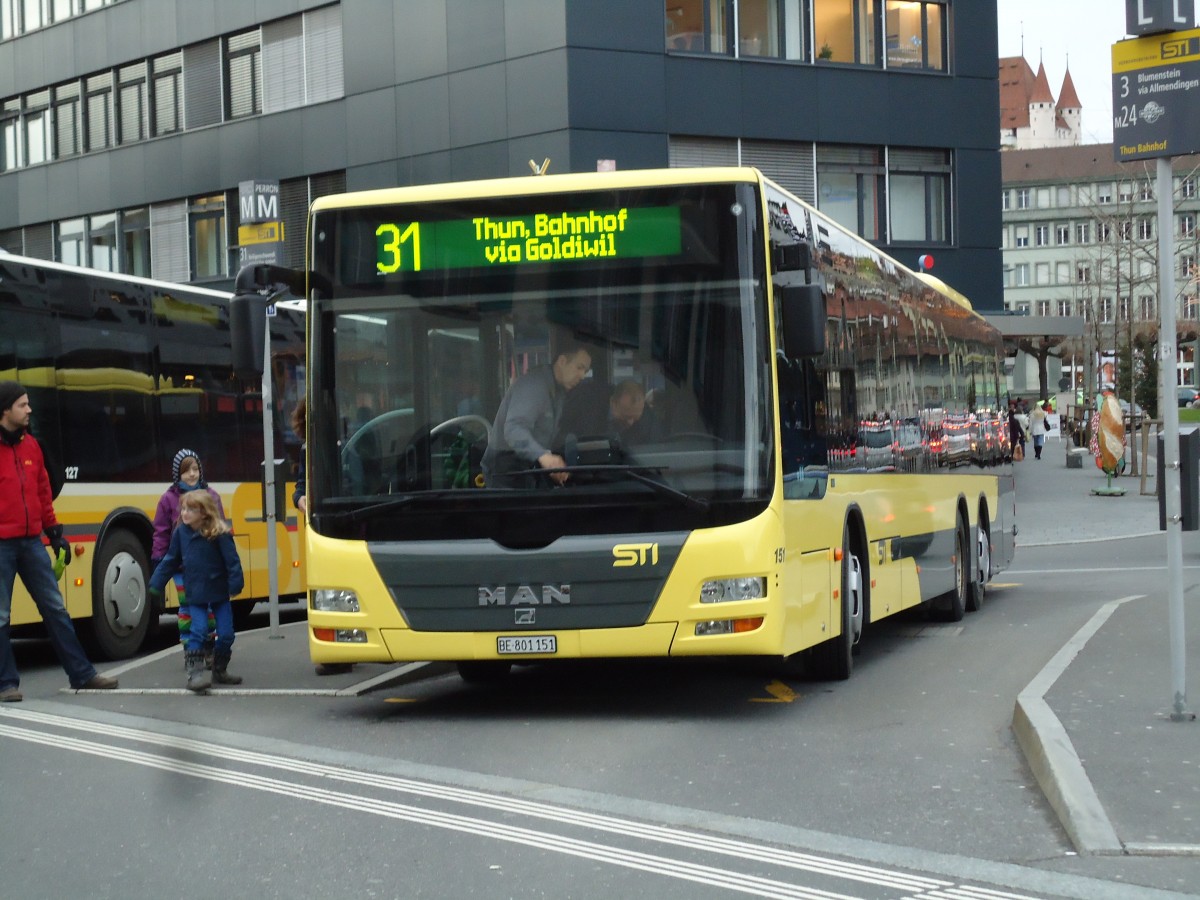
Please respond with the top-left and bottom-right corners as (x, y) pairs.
(612, 543), (658, 567)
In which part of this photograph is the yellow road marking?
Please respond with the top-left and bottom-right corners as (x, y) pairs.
(750, 680), (798, 703)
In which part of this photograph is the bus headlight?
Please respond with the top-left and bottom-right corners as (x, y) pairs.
(699, 577), (766, 603)
(311, 589), (361, 613)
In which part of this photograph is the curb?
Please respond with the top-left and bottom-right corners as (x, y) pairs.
(1012, 596), (1133, 856)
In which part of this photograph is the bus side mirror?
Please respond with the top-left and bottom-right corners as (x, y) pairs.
(231, 292), (267, 380)
(780, 283), (826, 358)
(772, 241), (811, 273)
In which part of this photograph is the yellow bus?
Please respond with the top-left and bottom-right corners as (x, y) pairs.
(0, 252), (306, 658)
(243, 166), (1014, 682)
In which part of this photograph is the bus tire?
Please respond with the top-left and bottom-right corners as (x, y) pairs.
(809, 532), (863, 681)
(90, 528), (152, 660)
(967, 511), (990, 613)
(457, 661), (512, 684)
(934, 514), (969, 622)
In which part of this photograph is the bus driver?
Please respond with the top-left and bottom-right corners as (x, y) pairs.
(481, 343), (592, 488)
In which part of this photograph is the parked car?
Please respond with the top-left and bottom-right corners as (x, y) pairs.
(1178, 387), (1200, 408)
(1118, 399), (1145, 418)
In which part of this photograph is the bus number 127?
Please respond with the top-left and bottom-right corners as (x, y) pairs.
(376, 222), (421, 273)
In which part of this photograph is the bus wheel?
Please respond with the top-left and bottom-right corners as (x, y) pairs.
(91, 529), (152, 660)
(935, 515), (969, 622)
(809, 534), (863, 681)
(456, 661), (512, 685)
(967, 514), (990, 613)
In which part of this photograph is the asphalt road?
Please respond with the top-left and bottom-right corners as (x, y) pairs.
(3, 460), (1199, 900)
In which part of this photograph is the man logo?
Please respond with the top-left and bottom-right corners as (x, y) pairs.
(514, 609), (536, 625)
(613, 542), (658, 567)
(478, 585), (570, 606)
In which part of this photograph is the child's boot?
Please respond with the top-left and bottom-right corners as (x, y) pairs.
(212, 652), (242, 685)
(185, 650), (212, 692)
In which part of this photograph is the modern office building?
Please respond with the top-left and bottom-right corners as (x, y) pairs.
(1, 1), (1002, 307)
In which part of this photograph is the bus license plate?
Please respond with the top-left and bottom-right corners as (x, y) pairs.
(496, 635), (557, 655)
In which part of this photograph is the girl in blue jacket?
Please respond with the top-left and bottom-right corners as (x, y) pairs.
(150, 490), (244, 692)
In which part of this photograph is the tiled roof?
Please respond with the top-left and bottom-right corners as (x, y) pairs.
(1000, 144), (1200, 183)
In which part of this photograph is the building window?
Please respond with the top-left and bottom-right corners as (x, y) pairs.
(1097, 183), (1113, 203)
(1097, 221), (1112, 242)
(1076, 264), (1091, 283)
(226, 29), (263, 120)
(1, 98), (19, 171)
(1013, 263), (1029, 286)
(1081, 299), (1093, 322)
(1138, 217), (1153, 241)
(57, 217), (85, 265)
(121, 207), (151, 277)
(1056, 186), (1071, 206)
(23, 90), (50, 166)
(84, 72), (113, 152)
(1035, 262), (1049, 285)
(1034, 225), (1049, 246)
(1119, 182), (1133, 203)
(739, 0), (804, 59)
(1139, 182), (1154, 202)
(1016, 302), (1031, 315)
(1182, 213), (1196, 237)
(1055, 261), (1069, 284)
(88, 212), (117, 271)
(1034, 300), (1049, 316)
(1016, 188), (1031, 209)
(888, 148), (949, 242)
(151, 52), (182, 136)
(1140, 296), (1155, 320)
(1119, 295), (1130, 321)
(884, 1), (945, 71)
(1001, 190), (1010, 211)
(1076, 222), (1091, 244)
(1183, 177), (1197, 199)
(666, 0), (730, 53)
(1100, 297), (1113, 323)
(1184, 296), (1199, 320)
(52, 81), (81, 158)
(816, 144), (884, 240)
(1056, 224), (1069, 245)
(1014, 226), (1028, 247)
(1058, 299), (1071, 316)
(117, 62), (147, 144)
(1119, 220), (1132, 242)
(813, 0), (877, 65)
(189, 195), (227, 280)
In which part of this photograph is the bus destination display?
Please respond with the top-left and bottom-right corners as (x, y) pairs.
(375, 206), (682, 273)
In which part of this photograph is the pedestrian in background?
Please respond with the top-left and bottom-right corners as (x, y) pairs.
(152, 449), (224, 665)
(149, 490), (244, 692)
(0, 381), (117, 701)
(1029, 401), (1050, 460)
(1007, 401), (1027, 461)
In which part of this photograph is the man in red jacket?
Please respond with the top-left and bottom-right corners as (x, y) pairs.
(0, 381), (117, 701)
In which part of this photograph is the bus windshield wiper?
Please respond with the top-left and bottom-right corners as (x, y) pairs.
(321, 492), (427, 524)
(513, 463), (710, 511)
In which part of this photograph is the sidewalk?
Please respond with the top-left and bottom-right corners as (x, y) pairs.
(91, 615), (441, 697)
(1010, 435), (1200, 857)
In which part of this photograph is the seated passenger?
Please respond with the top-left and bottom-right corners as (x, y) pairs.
(609, 380), (649, 443)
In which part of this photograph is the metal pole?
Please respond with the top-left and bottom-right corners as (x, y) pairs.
(1156, 157), (1189, 721)
(262, 313), (282, 639)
